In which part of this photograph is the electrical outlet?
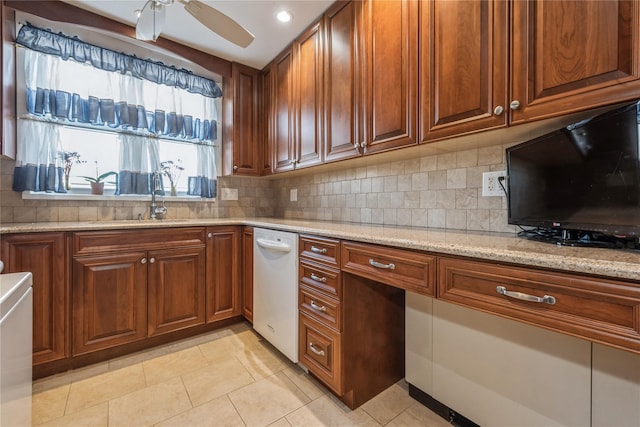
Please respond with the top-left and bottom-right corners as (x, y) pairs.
(482, 171), (507, 197)
(290, 188), (297, 202)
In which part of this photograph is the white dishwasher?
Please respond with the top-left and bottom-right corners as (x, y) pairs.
(253, 228), (299, 363)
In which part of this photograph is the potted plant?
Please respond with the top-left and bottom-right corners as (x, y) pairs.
(160, 159), (184, 196)
(81, 162), (117, 195)
(62, 151), (85, 191)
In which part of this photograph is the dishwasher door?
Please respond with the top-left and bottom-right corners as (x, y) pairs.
(253, 228), (299, 363)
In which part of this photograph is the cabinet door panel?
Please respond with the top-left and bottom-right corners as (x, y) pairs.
(511, 0), (640, 123)
(229, 63), (261, 176)
(1, 233), (67, 364)
(242, 227), (254, 322)
(420, 0), (508, 142)
(362, 0), (417, 153)
(206, 227), (241, 322)
(272, 50), (295, 172)
(148, 246), (206, 336)
(72, 253), (147, 355)
(324, 1), (361, 162)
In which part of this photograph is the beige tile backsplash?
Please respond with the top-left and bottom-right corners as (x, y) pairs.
(0, 142), (514, 233)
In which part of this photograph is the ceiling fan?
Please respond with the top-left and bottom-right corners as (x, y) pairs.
(135, 0), (254, 48)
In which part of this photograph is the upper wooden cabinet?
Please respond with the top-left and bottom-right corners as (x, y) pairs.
(360, 0), (418, 154)
(223, 63), (262, 176)
(420, 0), (640, 142)
(509, 0), (640, 123)
(420, 0), (508, 142)
(270, 48), (295, 173)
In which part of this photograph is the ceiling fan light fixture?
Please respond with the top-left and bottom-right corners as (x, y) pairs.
(276, 10), (293, 23)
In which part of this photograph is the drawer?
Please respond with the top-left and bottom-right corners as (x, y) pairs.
(299, 285), (342, 331)
(299, 260), (342, 300)
(341, 241), (436, 296)
(299, 312), (342, 394)
(438, 256), (640, 353)
(300, 235), (340, 267)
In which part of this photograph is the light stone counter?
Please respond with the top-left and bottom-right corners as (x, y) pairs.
(2, 218), (639, 282)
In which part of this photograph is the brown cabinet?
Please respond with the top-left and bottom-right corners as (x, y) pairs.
(223, 63), (262, 176)
(360, 0), (418, 154)
(270, 48), (295, 173)
(241, 227), (253, 322)
(438, 256), (640, 354)
(72, 228), (206, 355)
(0, 233), (68, 366)
(205, 226), (241, 322)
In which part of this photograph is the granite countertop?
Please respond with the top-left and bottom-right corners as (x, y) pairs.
(2, 218), (639, 282)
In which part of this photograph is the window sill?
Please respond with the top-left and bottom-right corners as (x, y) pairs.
(22, 191), (215, 203)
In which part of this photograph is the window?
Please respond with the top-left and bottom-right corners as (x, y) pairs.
(13, 23), (222, 199)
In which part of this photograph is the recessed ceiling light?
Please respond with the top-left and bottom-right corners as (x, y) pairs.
(276, 10), (293, 23)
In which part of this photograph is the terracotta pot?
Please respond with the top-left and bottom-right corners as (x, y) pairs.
(90, 182), (104, 195)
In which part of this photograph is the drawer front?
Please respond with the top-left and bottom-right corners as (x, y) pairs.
(438, 257), (640, 353)
(299, 285), (342, 331)
(299, 312), (342, 394)
(341, 241), (436, 296)
(74, 228), (206, 255)
(300, 235), (340, 267)
(300, 260), (342, 300)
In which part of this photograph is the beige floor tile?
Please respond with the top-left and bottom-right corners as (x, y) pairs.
(360, 382), (416, 425)
(235, 340), (293, 381)
(267, 417), (292, 427)
(282, 366), (326, 400)
(229, 371), (311, 427)
(198, 333), (254, 364)
(108, 376), (192, 427)
(155, 395), (245, 427)
(181, 357), (255, 407)
(143, 346), (208, 385)
(386, 402), (451, 427)
(286, 395), (380, 427)
(37, 402), (108, 427)
(32, 384), (70, 425)
(33, 362), (109, 393)
(65, 364), (146, 415)
(108, 344), (174, 371)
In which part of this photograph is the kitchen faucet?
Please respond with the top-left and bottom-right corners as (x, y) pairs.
(149, 171), (167, 220)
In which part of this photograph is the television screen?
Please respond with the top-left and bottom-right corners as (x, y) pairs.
(506, 100), (640, 241)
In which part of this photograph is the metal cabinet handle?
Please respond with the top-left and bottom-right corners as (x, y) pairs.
(233, 165), (238, 171)
(369, 259), (395, 270)
(493, 105), (504, 116)
(208, 232), (213, 238)
(141, 258), (147, 264)
(353, 142), (360, 150)
(509, 100), (521, 110)
(310, 273), (327, 283)
(360, 141), (366, 148)
(309, 342), (325, 356)
(310, 246), (327, 254)
(310, 301), (327, 312)
(149, 257), (155, 264)
(496, 286), (556, 305)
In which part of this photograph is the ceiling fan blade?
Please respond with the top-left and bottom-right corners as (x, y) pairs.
(182, 0), (255, 48)
(136, 0), (167, 41)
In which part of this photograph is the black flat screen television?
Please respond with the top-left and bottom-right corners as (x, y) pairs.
(506, 100), (640, 246)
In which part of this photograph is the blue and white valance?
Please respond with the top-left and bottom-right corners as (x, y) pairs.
(16, 23), (222, 98)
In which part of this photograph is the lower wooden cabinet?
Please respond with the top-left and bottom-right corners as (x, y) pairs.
(0, 232), (68, 366)
(241, 227), (254, 322)
(205, 226), (241, 322)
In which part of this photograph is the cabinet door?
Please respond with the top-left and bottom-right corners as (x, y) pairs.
(227, 63), (261, 176)
(241, 227), (254, 322)
(361, 0), (417, 154)
(420, 0), (508, 142)
(510, 0), (640, 124)
(206, 226), (241, 322)
(294, 19), (324, 169)
(72, 252), (147, 355)
(1, 233), (67, 365)
(261, 68), (273, 175)
(147, 246), (206, 336)
(271, 49), (296, 173)
(324, 1), (362, 163)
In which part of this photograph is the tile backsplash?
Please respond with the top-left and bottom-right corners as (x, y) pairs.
(1, 142), (513, 233)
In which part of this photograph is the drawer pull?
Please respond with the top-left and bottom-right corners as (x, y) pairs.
(369, 259), (396, 270)
(309, 342), (326, 356)
(496, 286), (556, 305)
(311, 246), (327, 254)
(310, 301), (327, 312)
(310, 273), (327, 283)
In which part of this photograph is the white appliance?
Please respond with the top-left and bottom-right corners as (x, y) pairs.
(253, 228), (298, 363)
(0, 272), (33, 427)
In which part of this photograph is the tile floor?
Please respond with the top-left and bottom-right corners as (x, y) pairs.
(32, 322), (450, 427)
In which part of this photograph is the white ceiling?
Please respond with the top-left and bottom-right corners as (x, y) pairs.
(61, 0), (334, 70)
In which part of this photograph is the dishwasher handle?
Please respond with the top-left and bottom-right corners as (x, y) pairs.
(256, 238), (292, 253)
